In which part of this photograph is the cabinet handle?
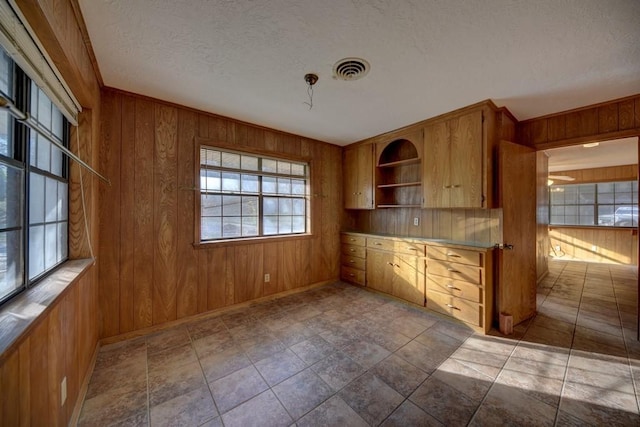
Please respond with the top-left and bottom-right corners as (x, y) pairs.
(406, 247), (417, 251)
(349, 238), (356, 241)
(386, 262), (394, 266)
(452, 184), (461, 188)
(349, 260), (355, 263)
(373, 242), (382, 246)
(446, 253), (461, 257)
(443, 185), (452, 189)
(447, 268), (460, 273)
(446, 304), (460, 310)
(349, 249), (356, 252)
(447, 285), (461, 291)
(349, 273), (355, 277)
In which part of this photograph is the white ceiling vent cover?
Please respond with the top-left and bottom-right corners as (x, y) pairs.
(333, 58), (370, 81)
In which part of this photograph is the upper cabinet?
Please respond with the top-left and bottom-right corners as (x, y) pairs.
(344, 143), (375, 209)
(423, 108), (487, 208)
(375, 130), (423, 208)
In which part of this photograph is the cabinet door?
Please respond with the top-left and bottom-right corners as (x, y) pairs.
(392, 254), (425, 306)
(343, 144), (374, 209)
(343, 146), (359, 209)
(365, 249), (394, 295)
(357, 144), (374, 209)
(450, 110), (483, 208)
(423, 121), (450, 208)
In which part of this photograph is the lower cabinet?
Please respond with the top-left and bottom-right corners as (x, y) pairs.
(340, 232), (494, 333)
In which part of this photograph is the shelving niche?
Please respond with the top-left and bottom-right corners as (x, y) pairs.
(376, 138), (422, 208)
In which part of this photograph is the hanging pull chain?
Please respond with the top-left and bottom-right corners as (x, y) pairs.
(303, 73), (318, 110)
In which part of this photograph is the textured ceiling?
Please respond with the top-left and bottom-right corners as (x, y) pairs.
(78, 0), (640, 146)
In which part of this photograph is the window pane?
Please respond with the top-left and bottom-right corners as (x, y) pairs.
(241, 155), (258, 171)
(292, 199), (305, 216)
(202, 148), (221, 166)
(222, 195), (241, 216)
(263, 176), (277, 194)
(0, 231), (22, 301)
(291, 163), (305, 176)
(292, 216), (305, 233)
(0, 111), (11, 157)
(277, 161), (291, 175)
(36, 135), (51, 172)
(59, 182), (68, 221)
(277, 178), (291, 194)
(262, 159), (277, 173)
(241, 217), (258, 237)
(241, 196), (258, 216)
(279, 198), (292, 215)
(45, 223), (57, 269)
(241, 174), (258, 193)
(222, 217), (241, 237)
(615, 192), (632, 204)
(201, 170), (221, 192)
(278, 216), (292, 234)
(264, 217), (278, 235)
(202, 195), (222, 217)
(29, 172), (45, 224)
(221, 152), (240, 168)
(57, 222), (67, 262)
(292, 179), (305, 195)
(0, 165), (22, 229)
(45, 177), (57, 222)
(221, 172), (240, 192)
(202, 217), (222, 240)
(264, 197), (278, 215)
(36, 86), (52, 129)
(52, 108), (63, 140)
(51, 146), (63, 177)
(0, 49), (12, 97)
(28, 225), (44, 279)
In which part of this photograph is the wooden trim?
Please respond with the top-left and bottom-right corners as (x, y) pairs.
(193, 233), (315, 249)
(550, 164), (637, 184)
(518, 93), (640, 148)
(68, 341), (100, 426)
(196, 138), (313, 164)
(68, 0), (103, 86)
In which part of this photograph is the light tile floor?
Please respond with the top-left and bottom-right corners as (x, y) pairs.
(78, 260), (640, 426)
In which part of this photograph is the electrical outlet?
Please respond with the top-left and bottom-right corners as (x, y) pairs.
(591, 245), (597, 252)
(413, 217), (419, 226)
(264, 273), (270, 283)
(61, 377), (67, 406)
(555, 245), (561, 251)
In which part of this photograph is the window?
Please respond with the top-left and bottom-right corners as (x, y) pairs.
(199, 146), (309, 241)
(550, 181), (638, 227)
(0, 48), (69, 305)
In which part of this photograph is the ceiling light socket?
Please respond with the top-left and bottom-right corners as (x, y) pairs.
(304, 73), (318, 86)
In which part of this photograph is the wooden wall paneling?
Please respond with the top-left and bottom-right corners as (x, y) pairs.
(208, 116), (232, 143)
(48, 304), (64, 426)
(99, 91), (121, 337)
(547, 115), (566, 141)
(598, 104), (619, 133)
(119, 95), (136, 334)
(296, 239), (312, 287)
(225, 247), (235, 305)
(282, 241), (299, 290)
(133, 98), (154, 330)
(18, 338), (30, 426)
(29, 318), (49, 425)
(68, 110), (92, 258)
(451, 209), (466, 241)
(531, 119), (548, 145)
(278, 134), (302, 156)
(321, 145), (341, 281)
(618, 100), (635, 130)
(264, 131), (278, 152)
(550, 227), (637, 265)
(263, 242), (282, 295)
(197, 114), (210, 312)
(302, 139), (322, 284)
(234, 245), (264, 303)
(536, 152), (550, 281)
(635, 98), (640, 127)
(153, 104), (179, 324)
(205, 248), (226, 310)
(176, 110), (199, 318)
(62, 287), (78, 422)
(1, 349), (19, 426)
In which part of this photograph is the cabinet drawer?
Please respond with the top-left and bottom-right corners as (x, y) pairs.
(428, 261), (482, 285)
(427, 290), (481, 326)
(427, 275), (481, 303)
(341, 244), (366, 258)
(341, 234), (366, 247)
(341, 266), (365, 285)
(427, 246), (482, 267)
(367, 238), (425, 256)
(341, 255), (365, 270)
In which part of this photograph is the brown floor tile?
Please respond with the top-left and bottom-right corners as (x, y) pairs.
(410, 376), (478, 426)
(254, 348), (307, 386)
(148, 360), (207, 407)
(199, 345), (251, 383)
(371, 353), (429, 397)
(150, 385), (217, 427)
(187, 316), (226, 340)
(79, 387), (148, 426)
(290, 335), (336, 365)
(381, 400), (444, 427)
(395, 340), (449, 374)
(221, 390), (292, 427)
(560, 381), (640, 425)
(146, 326), (191, 355)
(297, 395), (369, 427)
(272, 368), (334, 420)
(341, 339), (390, 369)
(311, 351), (365, 391)
(192, 329), (235, 358)
(496, 369), (563, 407)
(432, 358), (495, 403)
(147, 342), (198, 371)
(339, 371), (404, 425)
(210, 365), (268, 413)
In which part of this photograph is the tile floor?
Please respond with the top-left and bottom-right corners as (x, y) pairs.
(78, 260), (640, 426)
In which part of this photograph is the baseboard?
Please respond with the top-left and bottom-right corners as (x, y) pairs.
(69, 341), (101, 426)
(537, 269), (549, 284)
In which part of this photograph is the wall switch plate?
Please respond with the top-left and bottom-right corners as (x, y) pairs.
(61, 377), (67, 406)
(264, 273), (270, 283)
(413, 217), (419, 226)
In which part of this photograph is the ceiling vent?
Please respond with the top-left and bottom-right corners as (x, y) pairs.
(333, 58), (370, 81)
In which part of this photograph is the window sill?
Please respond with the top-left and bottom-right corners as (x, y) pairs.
(549, 225), (638, 234)
(193, 233), (314, 249)
(0, 258), (94, 362)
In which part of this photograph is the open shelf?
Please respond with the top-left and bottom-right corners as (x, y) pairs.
(377, 204), (422, 208)
(378, 158), (421, 168)
(377, 181), (421, 189)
